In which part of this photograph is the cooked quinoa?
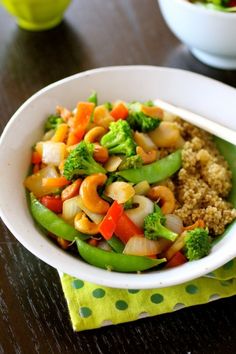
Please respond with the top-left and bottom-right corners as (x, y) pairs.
(173, 120), (236, 236)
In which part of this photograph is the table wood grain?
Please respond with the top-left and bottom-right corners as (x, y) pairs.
(0, 1), (235, 353)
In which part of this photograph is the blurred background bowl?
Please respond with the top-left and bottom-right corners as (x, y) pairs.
(0, 0), (72, 31)
(158, 0), (236, 69)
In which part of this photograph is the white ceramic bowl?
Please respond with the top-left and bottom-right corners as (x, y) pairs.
(158, 0), (236, 69)
(0, 66), (236, 289)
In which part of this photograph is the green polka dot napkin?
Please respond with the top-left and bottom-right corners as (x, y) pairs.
(59, 258), (236, 332)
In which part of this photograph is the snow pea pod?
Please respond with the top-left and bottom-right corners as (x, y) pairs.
(107, 235), (125, 253)
(117, 150), (182, 184)
(30, 193), (89, 241)
(76, 238), (166, 272)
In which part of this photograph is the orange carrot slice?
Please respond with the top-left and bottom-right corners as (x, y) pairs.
(110, 102), (129, 120)
(42, 177), (70, 188)
(183, 219), (205, 231)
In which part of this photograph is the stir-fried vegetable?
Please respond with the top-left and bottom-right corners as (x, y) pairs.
(100, 120), (136, 157)
(114, 212), (143, 244)
(144, 205), (178, 242)
(76, 238), (166, 272)
(117, 150), (182, 184)
(99, 201), (124, 240)
(44, 114), (64, 132)
(87, 91), (98, 106)
(63, 141), (106, 180)
(118, 155), (143, 171)
(184, 228), (211, 261)
(127, 102), (161, 132)
(30, 193), (89, 241)
(25, 92), (233, 274)
(110, 102), (129, 120)
(123, 236), (165, 256)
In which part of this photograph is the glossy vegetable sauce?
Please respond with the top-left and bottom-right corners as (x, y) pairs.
(24, 92), (236, 272)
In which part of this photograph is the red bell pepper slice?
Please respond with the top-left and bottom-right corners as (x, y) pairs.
(114, 213), (143, 244)
(40, 195), (63, 214)
(165, 251), (187, 269)
(99, 201), (124, 240)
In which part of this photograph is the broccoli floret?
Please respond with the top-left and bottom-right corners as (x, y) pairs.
(144, 205), (178, 241)
(127, 102), (161, 133)
(87, 91), (98, 106)
(63, 141), (106, 180)
(44, 115), (64, 132)
(100, 120), (136, 157)
(184, 228), (211, 261)
(118, 155), (143, 171)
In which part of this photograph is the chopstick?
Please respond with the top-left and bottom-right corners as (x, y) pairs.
(154, 99), (236, 146)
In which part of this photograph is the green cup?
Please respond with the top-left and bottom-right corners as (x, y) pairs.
(0, 0), (72, 31)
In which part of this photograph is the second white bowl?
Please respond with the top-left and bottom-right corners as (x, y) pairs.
(158, 0), (236, 69)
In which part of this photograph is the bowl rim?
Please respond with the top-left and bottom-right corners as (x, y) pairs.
(165, 0), (236, 17)
(0, 65), (236, 289)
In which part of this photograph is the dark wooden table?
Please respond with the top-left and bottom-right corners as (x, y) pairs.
(0, 1), (235, 353)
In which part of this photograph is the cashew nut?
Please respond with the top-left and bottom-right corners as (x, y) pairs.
(80, 173), (109, 214)
(141, 105), (163, 119)
(74, 211), (100, 235)
(136, 146), (158, 164)
(93, 143), (109, 163)
(76, 196), (103, 224)
(147, 185), (175, 214)
(85, 122), (98, 133)
(84, 126), (107, 143)
(125, 195), (154, 228)
(56, 105), (73, 121)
